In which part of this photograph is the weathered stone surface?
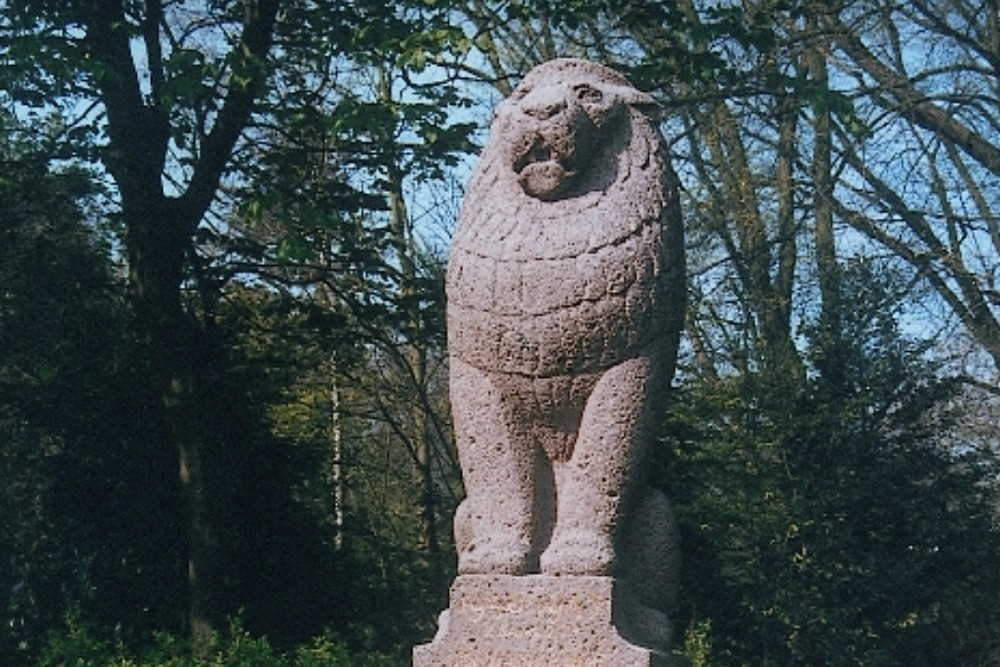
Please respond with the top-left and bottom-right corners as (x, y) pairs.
(416, 57), (686, 665)
(412, 575), (683, 667)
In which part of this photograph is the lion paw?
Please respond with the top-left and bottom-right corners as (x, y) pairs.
(458, 537), (536, 575)
(540, 531), (615, 575)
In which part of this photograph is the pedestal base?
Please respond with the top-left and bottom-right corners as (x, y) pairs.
(413, 575), (681, 667)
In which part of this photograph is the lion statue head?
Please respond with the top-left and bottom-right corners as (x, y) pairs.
(495, 58), (661, 201)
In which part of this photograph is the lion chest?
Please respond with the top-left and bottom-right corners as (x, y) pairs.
(446, 217), (668, 378)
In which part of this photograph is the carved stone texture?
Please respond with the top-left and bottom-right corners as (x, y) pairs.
(412, 575), (684, 667)
(422, 57), (686, 663)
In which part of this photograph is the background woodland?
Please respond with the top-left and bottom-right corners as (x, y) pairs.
(2, 1), (999, 665)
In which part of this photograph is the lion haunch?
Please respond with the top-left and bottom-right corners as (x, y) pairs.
(446, 58), (684, 627)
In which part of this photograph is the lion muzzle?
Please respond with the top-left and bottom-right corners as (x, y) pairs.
(502, 83), (606, 201)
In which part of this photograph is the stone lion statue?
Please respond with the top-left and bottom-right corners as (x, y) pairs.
(446, 58), (684, 638)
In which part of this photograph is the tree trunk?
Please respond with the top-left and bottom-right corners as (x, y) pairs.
(84, 0), (281, 645)
(330, 352), (345, 551)
(378, 65), (443, 591)
(773, 91), (804, 378)
(807, 15), (841, 351)
(125, 197), (223, 648)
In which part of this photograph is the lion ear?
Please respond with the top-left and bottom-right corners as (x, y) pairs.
(635, 101), (665, 122)
(612, 85), (663, 119)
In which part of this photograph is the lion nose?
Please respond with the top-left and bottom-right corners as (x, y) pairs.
(521, 87), (568, 120)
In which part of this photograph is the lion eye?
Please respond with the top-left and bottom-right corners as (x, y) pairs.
(574, 84), (603, 103)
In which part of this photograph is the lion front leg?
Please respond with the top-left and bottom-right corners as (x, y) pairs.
(540, 353), (661, 576)
(451, 357), (541, 575)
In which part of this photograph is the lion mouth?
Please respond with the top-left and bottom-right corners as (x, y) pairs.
(514, 137), (578, 200)
(514, 138), (556, 173)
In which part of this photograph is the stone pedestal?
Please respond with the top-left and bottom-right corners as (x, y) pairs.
(413, 575), (682, 667)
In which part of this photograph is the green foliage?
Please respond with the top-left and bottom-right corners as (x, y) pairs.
(0, 115), (184, 667)
(679, 619), (716, 667)
(659, 262), (1000, 665)
(208, 285), (456, 653)
(34, 615), (401, 667)
(9, 0), (468, 652)
(34, 611), (114, 667)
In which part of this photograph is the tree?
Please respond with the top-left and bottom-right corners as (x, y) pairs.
(0, 115), (182, 666)
(3, 0), (290, 643)
(232, 47), (473, 627)
(660, 260), (1000, 665)
(2, 0), (471, 644)
(825, 0), (1000, 379)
